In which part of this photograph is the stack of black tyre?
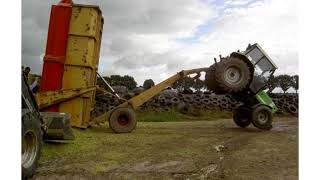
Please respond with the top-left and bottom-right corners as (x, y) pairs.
(271, 93), (299, 116)
(93, 87), (298, 118)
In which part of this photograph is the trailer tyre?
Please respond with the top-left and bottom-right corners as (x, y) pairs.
(233, 106), (251, 128)
(251, 105), (273, 130)
(22, 112), (42, 180)
(109, 107), (137, 133)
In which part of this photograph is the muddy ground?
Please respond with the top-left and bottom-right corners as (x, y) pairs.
(32, 117), (298, 180)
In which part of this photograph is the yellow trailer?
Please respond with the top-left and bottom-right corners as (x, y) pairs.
(34, 2), (210, 133)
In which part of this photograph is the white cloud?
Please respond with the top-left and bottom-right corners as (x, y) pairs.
(102, 0), (298, 84)
(225, 0), (254, 6)
(22, 0), (298, 85)
(187, 0), (298, 76)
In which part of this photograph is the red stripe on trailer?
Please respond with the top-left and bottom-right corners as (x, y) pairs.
(40, 2), (72, 112)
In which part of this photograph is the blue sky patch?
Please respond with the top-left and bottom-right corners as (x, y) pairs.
(176, 0), (262, 44)
(175, 18), (216, 44)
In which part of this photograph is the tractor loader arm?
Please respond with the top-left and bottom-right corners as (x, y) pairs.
(92, 67), (209, 125)
(122, 67), (209, 109)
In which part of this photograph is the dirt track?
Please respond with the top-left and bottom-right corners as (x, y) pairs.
(32, 117), (298, 180)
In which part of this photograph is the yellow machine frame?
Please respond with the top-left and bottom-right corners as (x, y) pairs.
(35, 67), (209, 126)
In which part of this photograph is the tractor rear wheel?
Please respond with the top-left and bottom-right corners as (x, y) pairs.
(233, 105), (251, 128)
(214, 57), (251, 93)
(22, 112), (42, 180)
(205, 64), (225, 93)
(250, 105), (273, 130)
(109, 107), (137, 133)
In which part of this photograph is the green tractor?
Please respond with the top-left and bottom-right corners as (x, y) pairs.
(205, 43), (278, 130)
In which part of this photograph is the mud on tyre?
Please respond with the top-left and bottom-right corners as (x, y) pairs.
(233, 105), (251, 128)
(250, 105), (273, 130)
(206, 57), (251, 93)
(109, 107), (137, 133)
(22, 112), (42, 180)
(205, 64), (222, 93)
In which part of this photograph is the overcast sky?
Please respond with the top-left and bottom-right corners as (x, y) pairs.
(22, 0), (298, 85)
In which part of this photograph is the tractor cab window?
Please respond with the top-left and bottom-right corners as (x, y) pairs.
(254, 57), (276, 80)
(246, 46), (264, 64)
(244, 43), (277, 93)
(245, 44), (276, 80)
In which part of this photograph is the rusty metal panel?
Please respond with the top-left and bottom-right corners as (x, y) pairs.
(62, 66), (95, 88)
(59, 4), (103, 128)
(65, 36), (97, 68)
(68, 4), (102, 40)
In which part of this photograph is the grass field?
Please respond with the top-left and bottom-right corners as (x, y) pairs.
(33, 110), (298, 180)
(136, 108), (232, 122)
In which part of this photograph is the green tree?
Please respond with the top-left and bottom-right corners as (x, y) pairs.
(277, 74), (292, 93)
(109, 75), (122, 86)
(97, 75), (137, 90)
(143, 79), (155, 89)
(266, 75), (279, 93)
(172, 76), (194, 91)
(193, 79), (205, 92)
(122, 75), (137, 90)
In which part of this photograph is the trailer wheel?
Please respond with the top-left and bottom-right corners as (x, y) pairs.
(233, 105), (251, 128)
(250, 105), (273, 130)
(22, 112), (42, 179)
(109, 107), (137, 133)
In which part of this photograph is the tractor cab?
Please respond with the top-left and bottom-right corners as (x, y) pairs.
(244, 43), (278, 94)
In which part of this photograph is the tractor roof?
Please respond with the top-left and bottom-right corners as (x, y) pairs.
(245, 43), (278, 70)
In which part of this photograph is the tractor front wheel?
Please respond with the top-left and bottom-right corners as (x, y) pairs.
(109, 107), (137, 133)
(233, 105), (251, 128)
(250, 105), (273, 130)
